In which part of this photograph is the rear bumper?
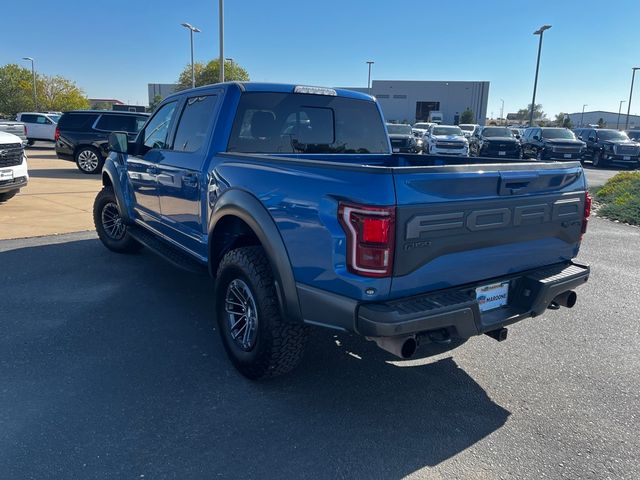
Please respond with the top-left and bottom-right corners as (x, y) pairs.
(297, 261), (590, 338)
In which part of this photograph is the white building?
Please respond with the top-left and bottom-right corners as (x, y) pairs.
(567, 110), (640, 130)
(341, 80), (490, 125)
(148, 83), (178, 104)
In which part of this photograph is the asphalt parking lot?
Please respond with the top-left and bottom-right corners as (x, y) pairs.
(1, 148), (639, 479)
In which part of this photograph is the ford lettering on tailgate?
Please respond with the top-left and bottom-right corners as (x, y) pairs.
(395, 193), (584, 276)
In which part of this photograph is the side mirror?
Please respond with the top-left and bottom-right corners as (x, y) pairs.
(515, 134), (521, 139)
(533, 135), (540, 141)
(588, 136), (596, 142)
(108, 131), (129, 154)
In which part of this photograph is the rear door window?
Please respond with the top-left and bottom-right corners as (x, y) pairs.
(172, 95), (218, 152)
(20, 114), (37, 123)
(57, 113), (100, 131)
(95, 114), (144, 133)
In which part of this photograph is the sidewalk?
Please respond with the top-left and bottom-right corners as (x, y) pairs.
(0, 146), (101, 240)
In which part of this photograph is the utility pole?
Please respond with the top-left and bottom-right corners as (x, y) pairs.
(22, 57), (37, 111)
(219, 0), (225, 83)
(529, 25), (552, 126)
(500, 98), (504, 125)
(181, 23), (201, 88)
(617, 100), (627, 130)
(625, 67), (640, 130)
(581, 104), (588, 127)
(366, 61), (374, 96)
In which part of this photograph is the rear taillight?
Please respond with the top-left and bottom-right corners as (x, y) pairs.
(338, 202), (395, 277)
(581, 191), (592, 237)
(54, 126), (60, 142)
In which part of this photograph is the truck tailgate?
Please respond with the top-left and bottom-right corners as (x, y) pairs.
(390, 162), (587, 298)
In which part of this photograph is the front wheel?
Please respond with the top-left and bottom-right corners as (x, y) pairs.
(215, 246), (308, 379)
(75, 146), (103, 174)
(93, 187), (142, 253)
(592, 150), (603, 168)
(0, 190), (18, 202)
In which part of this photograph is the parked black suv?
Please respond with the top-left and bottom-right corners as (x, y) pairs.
(55, 110), (149, 173)
(574, 128), (640, 168)
(469, 126), (522, 159)
(521, 127), (585, 161)
(386, 123), (417, 153)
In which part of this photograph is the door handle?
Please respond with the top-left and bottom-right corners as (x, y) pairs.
(182, 173), (199, 187)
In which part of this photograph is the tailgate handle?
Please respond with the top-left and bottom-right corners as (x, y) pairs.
(499, 173), (538, 195)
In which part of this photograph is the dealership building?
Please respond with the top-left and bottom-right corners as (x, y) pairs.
(566, 110), (640, 130)
(342, 80), (490, 125)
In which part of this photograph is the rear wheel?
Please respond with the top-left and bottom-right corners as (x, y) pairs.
(75, 146), (103, 174)
(215, 246), (308, 379)
(93, 187), (141, 253)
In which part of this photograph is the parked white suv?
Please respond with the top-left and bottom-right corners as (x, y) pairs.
(16, 112), (60, 144)
(424, 124), (469, 156)
(0, 131), (29, 202)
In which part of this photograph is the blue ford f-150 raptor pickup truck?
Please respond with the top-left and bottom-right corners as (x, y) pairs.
(94, 82), (591, 379)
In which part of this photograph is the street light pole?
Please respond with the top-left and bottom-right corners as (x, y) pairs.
(219, 0), (225, 83)
(366, 61), (374, 96)
(529, 25), (552, 126)
(617, 100), (627, 130)
(500, 98), (504, 125)
(181, 23), (201, 89)
(22, 57), (37, 111)
(625, 67), (640, 130)
(581, 104), (587, 127)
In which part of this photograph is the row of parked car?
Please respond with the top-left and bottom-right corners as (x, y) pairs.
(385, 121), (640, 169)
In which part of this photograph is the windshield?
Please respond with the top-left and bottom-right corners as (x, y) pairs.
(627, 131), (640, 141)
(482, 127), (513, 138)
(597, 130), (629, 141)
(432, 126), (463, 136)
(541, 128), (576, 140)
(228, 92), (389, 154)
(459, 125), (475, 131)
(386, 124), (412, 135)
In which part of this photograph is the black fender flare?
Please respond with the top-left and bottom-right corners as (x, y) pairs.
(208, 189), (303, 324)
(101, 157), (133, 223)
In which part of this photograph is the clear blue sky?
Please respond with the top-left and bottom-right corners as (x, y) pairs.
(2, 0), (639, 118)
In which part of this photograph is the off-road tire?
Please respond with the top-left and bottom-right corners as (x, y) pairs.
(215, 246), (308, 379)
(93, 187), (142, 253)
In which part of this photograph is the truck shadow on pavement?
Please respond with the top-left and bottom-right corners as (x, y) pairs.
(0, 237), (510, 479)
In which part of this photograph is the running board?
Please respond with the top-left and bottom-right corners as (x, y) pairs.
(128, 226), (208, 275)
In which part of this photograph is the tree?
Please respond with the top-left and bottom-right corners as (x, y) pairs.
(460, 108), (474, 124)
(0, 64), (34, 116)
(554, 112), (573, 128)
(597, 117), (606, 128)
(177, 59), (250, 90)
(148, 94), (163, 112)
(37, 75), (89, 112)
(516, 104), (545, 123)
